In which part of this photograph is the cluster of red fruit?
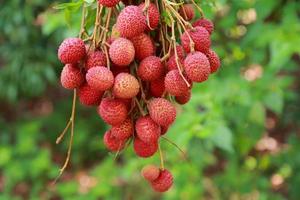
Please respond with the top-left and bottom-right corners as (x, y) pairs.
(57, 0), (220, 193)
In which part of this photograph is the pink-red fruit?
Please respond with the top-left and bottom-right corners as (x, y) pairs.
(184, 52), (211, 82)
(60, 64), (84, 89)
(150, 78), (165, 97)
(86, 66), (114, 91)
(103, 130), (125, 152)
(98, 0), (120, 7)
(179, 4), (195, 21)
(85, 51), (107, 70)
(135, 116), (161, 143)
(175, 90), (191, 105)
(138, 56), (164, 81)
(151, 169), (173, 192)
(113, 73), (140, 99)
(111, 118), (133, 140)
(148, 98), (176, 127)
(109, 38), (135, 67)
(193, 18), (214, 34)
(165, 70), (189, 96)
(78, 84), (103, 106)
(138, 3), (160, 30)
(206, 49), (221, 73)
(131, 33), (155, 61)
(58, 38), (86, 64)
(141, 165), (160, 181)
(133, 138), (158, 158)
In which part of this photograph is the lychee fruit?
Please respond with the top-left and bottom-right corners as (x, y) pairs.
(113, 73), (140, 99)
(85, 51), (107, 70)
(193, 18), (214, 34)
(151, 169), (173, 192)
(179, 4), (195, 21)
(98, 98), (128, 126)
(138, 56), (164, 81)
(150, 77), (165, 97)
(135, 116), (161, 144)
(160, 126), (169, 135)
(133, 138), (158, 158)
(78, 83), (103, 106)
(58, 38), (86, 64)
(138, 3), (160, 30)
(166, 45), (185, 71)
(98, 0), (120, 7)
(131, 33), (155, 61)
(148, 98), (176, 127)
(206, 49), (221, 73)
(180, 26), (211, 53)
(116, 6), (146, 38)
(141, 165), (160, 181)
(86, 66), (114, 91)
(164, 70), (189, 96)
(103, 130), (125, 152)
(109, 38), (135, 67)
(111, 118), (133, 140)
(175, 90), (191, 105)
(184, 51), (211, 82)
(60, 64), (84, 89)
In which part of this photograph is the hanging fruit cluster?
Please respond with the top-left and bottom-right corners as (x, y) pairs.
(56, 0), (220, 193)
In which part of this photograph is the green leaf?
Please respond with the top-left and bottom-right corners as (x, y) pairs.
(248, 101), (265, 125)
(210, 125), (234, 153)
(53, 1), (83, 10)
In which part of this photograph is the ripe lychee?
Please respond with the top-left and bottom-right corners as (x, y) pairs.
(150, 77), (165, 97)
(148, 98), (176, 127)
(206, 49), (221, 73)
(175, 90), (191, 105)
(184, 51), (211, 82)
(111, 118), (133, 140)
(116, 6), (146, 38)
(85, 51), (107, 70)
(133, 138), (158, 158)
(98, 0), (120, 7)
(151, 169), (173, 192)
(180, 26), (211, 53)
(179, 4), (195, 21)
(135, 116), (161, 143)
(113, 73), (140, 99)
(103, 130), (125, 152)
(193, 18), (214, 34)
(86, 66), (114, 91)
(138, 3), (160, 30)
(141, 165), (160, 181)
(166, 45), (185, 71)
(78, 83), (104, 106)
(58, 38), (86, 64)
(109, 38), (135, 67)
(160, 126), (169, 135)
(164, 70), (189, 96)
(60, 64), (84, 89)
(98, 98), (128, 126)
(138, 56), (164, 81)
(131, 33), (155, 61)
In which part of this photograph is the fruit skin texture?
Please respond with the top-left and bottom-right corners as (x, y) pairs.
(193, 18), (214, 34)
(150, 77), (165, 97)
(184, 52), (211, 82)
(138, 3), (160, 30)
(131, 33), (155, 61)
(116, 6), (146, 38)
(78, 84), (104, 106)
(175, 90), (191, 105)
(164, 70), (189, 96)
(180, 26), (211, 53)
(206, 49), (221, 73)
(138, 56), (164, 81)
(60, 64), (84, 89)
(141, 165), (160, 181)
(151, 169), (173, 192)
(98, 98), (128, 126)
(86, 66), (114, 91)
(103, 130), (125, 152)
(58, 38), (86, 64)
(109, 38), (135, 67)
(148, 98), (176, 127)
(133, 138), (158, 158)
(179, 4), (195, 21)
(166, 46), (185, 71)
(85, 51), (107, 70)
(113, 73), (140, 99)
(111, 118), (133, 140)
(135, 116), (161, 143)
(98, 0), (120, 7)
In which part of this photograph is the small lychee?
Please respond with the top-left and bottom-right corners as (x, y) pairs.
(150, 78), (165, 98)
(103, 130), (125, 152)
(179, 4), (195, 21)
(151, 169), (173, 193)
(111, 118), (133, 140)
(98, 0), (120, 7)
(138, 3), (160, 30)
(78, 83), (104, 106)
(135, 116), (161, 144)
(113, 73), (140, 99)
(109, 38), (135, 67)
(206, 49), (221, 73)
(141, 165), (160, 181)
(193, 18), (214, 34)
(164, 70), (189, 96)
(175, 90), (191, 105)
(148, 98), (176, 127)
(58, 38), (86, 64)
(85, 51), (107, 70)
(133, 138), (158, 158)
(138, 56), (164, 81)
(86, 66), (114, 91)
(131, 33), (155, 61)
(60, 64), (84, 89)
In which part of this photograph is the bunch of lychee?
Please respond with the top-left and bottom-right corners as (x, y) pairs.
(57, 0), (220, 193)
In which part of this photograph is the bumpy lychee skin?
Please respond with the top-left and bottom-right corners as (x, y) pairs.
(86, 66), (114, 91)
(98, 0), (120, 7)
(138, 3), (160, 30)
(175, 90), (191, 105)
(111, 118), (133, 140)
(103, 130), (125, 152)
(138, 56), (164, 81)
(131, 33), (155, 61)
(58, 38), (86, 64)
(151, 169), (173, 193)
(141, 165), (160, 181)
(60, 64), (84, 89)
(116, 6), (146, 38)
(113, 73), (140, 99)
(193, 18), (214, 34)
(165, 70), (189, 96)
(136, 116), (161, 144)
(85, 51), (107, 70)
(206, 49), (221, 73)
(133, 138), (158, 158)
(98, 98), (128, 126)
(78, 84), (104, 106)
(109, 38), (135, 67)
(179, 4), (195, 21)
(148, 98), (176, 127)
(184, 52), (211, 82)
(166, 45), (185, 71)
(180, 26), (211, 53)
(150, 77), (165, 97)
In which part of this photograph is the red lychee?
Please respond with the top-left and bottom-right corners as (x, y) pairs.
(86, 66), (114, 91)
(151, 169), (173, 193)
(164, 70), (189, 96)
(103, 130), (125, 152)
(141, 165), (160, 181)
(135, 116), (161, 144)
(111, 118), (133, 140)
(60, 64), (84, 89)
(184, 51), (211, 82)
(206, 49), (221, 73)
(138, 56), (164, 81)
(58, 38), (86, 64)
(138, 3), (160, 30)
(160, 126), (169, 135)
(98, 0), (120, 7)
(179, 4), (195, 21)
(109, 38), (135, 67)
(113, 73), (140, 99)
(98, 98), (128, 126)
(180, 26), (211, 53)
(175, 90), (191, 105)
(133, 138), (158, 158)
(166, 45), (185, 71)
(116, 6), (146, 38)
(193, 18), (214, 34)
(85, 51), (107, 70)
(131, 33), (155, 61)
(150, 77), (165, 98)
(148, 98), (176, 127)
(78, 83), (104, 106)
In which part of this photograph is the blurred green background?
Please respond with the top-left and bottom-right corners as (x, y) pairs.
(1, 0), (300, 199)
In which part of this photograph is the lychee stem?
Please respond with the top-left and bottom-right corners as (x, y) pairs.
(79, 2), (87, 39)
(158, 143), (165, 170)
(191, 0), (205, 18)
(161, 136), (189, 162)
(134, 97), (146, 116)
